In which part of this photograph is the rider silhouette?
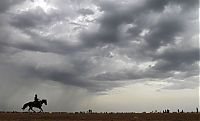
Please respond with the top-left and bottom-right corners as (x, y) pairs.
(34, 94), (40, 104)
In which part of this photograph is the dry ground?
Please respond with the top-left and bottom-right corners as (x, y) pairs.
(0, 112), (199, 121)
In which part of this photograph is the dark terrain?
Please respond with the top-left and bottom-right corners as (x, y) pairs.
(0, 112), (199, 121)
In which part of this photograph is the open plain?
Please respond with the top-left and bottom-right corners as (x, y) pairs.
(0, 112), (199, 121)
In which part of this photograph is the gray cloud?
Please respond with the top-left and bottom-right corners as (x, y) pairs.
(81, 0), (196, 48)
(10, 7), (51, 28)
(80, 1), (134, 46)
(91, 66), (175, 83)
(79, 0), (199, 90)
(78, 8), (94, 16)
(162, 76), (199, 90)
(146, 0), (198, 11)
(10, 6), (64, 29)
(0, 0), (198, 111)
(0, 0), (25, 13)
(144, 17), (184, 50)
(153, 48), (199, 72)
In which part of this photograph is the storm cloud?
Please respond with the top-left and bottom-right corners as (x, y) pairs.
(0, 0), (198, 111)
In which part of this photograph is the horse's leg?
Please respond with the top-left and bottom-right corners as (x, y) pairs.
(31, 108), (36, 113)
(30, 107), (36, 113)
(39, 107), (43, 112)
(28, 106), (31, 112)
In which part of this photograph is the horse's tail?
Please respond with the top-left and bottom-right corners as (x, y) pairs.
(22, 103), (29, 110)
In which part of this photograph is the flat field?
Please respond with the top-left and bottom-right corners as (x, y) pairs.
(0, 112), (199, 121)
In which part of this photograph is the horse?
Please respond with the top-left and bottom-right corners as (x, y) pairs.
(22, 99), (47, 112)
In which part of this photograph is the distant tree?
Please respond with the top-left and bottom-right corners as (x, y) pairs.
(178, 109), (179, 113)
(196, 107), (198, 113)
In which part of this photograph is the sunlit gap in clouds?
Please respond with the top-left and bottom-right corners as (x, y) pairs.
(30, 0), (57, 13)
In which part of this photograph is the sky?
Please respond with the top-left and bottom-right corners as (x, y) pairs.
(0, 0), (199, 112)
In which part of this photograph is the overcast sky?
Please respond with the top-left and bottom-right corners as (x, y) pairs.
(0, 0), (199, 112)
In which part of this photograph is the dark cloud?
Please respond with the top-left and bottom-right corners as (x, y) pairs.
(12, 38), (80, 54)
(79, 0), (198, 91)
(80, 1), (134, 46)
(92, 67), (174, 82)
(81, 0), (198, 48)
(174, 0), (199, 10)
(10, 7), (61, 29)
(0, 0), (25, 13)
(146, 0), (198, 11)
(78, 8), (94, 16)
(153, 47), (199, 72)
(11, 7), (47, 28)
(0, 0), (198, 112)
(0, 0), (198, 99)
(144, 17), (184, 50)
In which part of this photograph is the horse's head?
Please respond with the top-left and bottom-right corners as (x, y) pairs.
(41, 99), (47, 105)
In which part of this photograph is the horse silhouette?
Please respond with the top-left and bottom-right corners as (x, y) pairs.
(22, 99), (47, 112)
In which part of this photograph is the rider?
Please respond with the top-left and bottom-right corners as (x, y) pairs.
(34, 94), (40, 104)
